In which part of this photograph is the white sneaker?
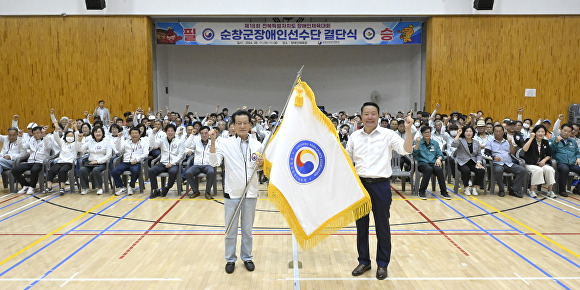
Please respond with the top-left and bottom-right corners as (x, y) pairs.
(26, 187), (35, 195)
(18, 186), (30, 194)
(547, 191), (557, 198)
(81, 189), (89, 195)
(115, 187), (126, 196)
(527, 190), (537, 198)
(96, 188), (104, 195)
(128, 187), (135, 196)
(464, 187), (471, 196)
(471, 187), (478, 196)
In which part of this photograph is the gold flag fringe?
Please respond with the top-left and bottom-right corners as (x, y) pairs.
(263, 80), (373, 249)
(266, 181), (371, 250)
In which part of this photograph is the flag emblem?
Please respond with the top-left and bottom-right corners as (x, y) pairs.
(289, 140), (325, 184)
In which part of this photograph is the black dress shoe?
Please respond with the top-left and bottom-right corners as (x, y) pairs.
(573, 187), (580, 195)
(161, 187), (170, 197)
(498, 191), (505, 197)
(205, 192), (213, 200)
(509, 191), (523, 198)
(149, 189), (161, 199)
(225, 262), (235, 274)
(559, 191), (569, 197)
(376, 267), (388, 280)
(352, 264), (371, 276)
(190, 191), (200, 198)
(244, 260), (255, 271)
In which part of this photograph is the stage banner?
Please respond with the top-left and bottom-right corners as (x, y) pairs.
(155, 22), (422, 45)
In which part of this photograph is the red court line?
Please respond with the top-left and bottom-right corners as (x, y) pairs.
(392, 186), (470, 256)
(0, 195), (20, 205)
(1, 232), (579, 236)
(568, 196), (580, 201)
(118, 193), (187, 259)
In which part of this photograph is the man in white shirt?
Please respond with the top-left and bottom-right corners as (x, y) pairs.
(112, 127), (150, 195)
(184, 126), (215, 199)
(12, 126), (52, 194)
(0, 127), (23, 175)
(93, 100), (111, 125)
(209, 110), (264, 274)
(346, 102), (413, 280)
(149, 124), (186, 198)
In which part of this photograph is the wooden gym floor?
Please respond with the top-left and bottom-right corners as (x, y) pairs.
(0, 177), (579, 289)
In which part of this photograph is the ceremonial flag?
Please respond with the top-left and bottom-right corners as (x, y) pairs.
(264, 80), (371, 249)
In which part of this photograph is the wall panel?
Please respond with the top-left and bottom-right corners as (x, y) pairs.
(426, 16), (579, 123)
(0, 16), (153, 132)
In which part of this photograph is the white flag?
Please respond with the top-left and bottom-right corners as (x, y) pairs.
(264, 80), (371, 249)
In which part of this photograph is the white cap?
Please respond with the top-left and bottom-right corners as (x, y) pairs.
(27, 122), (38, 129)
(148, 115), (156, 120)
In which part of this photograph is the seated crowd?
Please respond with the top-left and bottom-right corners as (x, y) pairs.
(0, 100), (579, 200)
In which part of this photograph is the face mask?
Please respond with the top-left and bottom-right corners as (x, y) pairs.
(65, 136), (75, 143)
(341, 129), (348, 134)
(414, 122), (420, 127)
(450, 131), (458, 137)
(523, 123), (530, 129)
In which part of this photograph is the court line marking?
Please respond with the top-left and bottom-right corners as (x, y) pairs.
(0, 196), (126, 277)
(0, 278), (182, 282)
(119, 193), (187, 259)
(393, 187), (469, 256)
(0, 193), (52, 212)
(425, 188), (568, 288)
(1, 232), (578, 236)
(0, 194), (59, 221)
(0, 195), (19, 205)
(539, 192), (580, 208)
(0, 196), (116, 267)
(473, 197), (580, 260)
(514, 272), (530, 285)
(282, 276), (580, 281)
(0, 193), (15, 199)
(24, 196), (150, 289)
(59, 272), (78, 287)
(444, 184), (580, 270)
(531, 195), (580, 218)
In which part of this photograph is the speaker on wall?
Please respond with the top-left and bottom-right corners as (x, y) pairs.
(86, 0), (106, 10)
(473, 0), (494, 10)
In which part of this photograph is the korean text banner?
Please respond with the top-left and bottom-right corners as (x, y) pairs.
(155, 22), (422, 45)
(263, 80), (371, 249)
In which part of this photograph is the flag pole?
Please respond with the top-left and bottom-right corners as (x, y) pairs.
(225, 65), (304, 236)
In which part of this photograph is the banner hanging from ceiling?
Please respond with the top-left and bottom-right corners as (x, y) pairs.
(155, 22), (422, 46)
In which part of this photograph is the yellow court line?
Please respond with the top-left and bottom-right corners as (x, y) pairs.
(0, 196), (117, 267)
(473, 196), (580, 259)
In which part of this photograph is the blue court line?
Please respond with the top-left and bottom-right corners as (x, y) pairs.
(530, 193), (580, 219)
(448, 190), (580, 270)
(0, 195), (61, 223)
(541, 192), (580, 207)
(426, 190), (570, 289)
(67, 228), (518, 233)
(0, 185), (65, 211)
(24, 196), (150, 289)
(0, 193), (45, 211)
(0, 196), (126, 277)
